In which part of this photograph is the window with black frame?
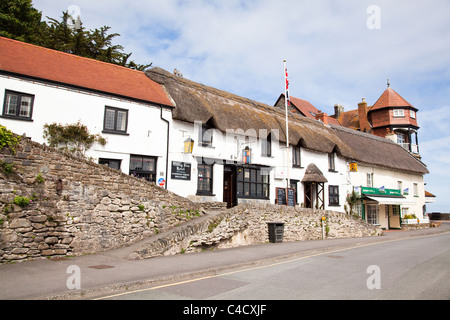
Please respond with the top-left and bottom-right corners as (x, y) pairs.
(2, 90), (34, 120)
(99, 158), (121, 170)
(292, 145), (301, 167)
(237, 166), (270, 199)
(197, 162), (213, 195)
(328, 185), (340, 206)
(129, 155), (156, 183)
(103, 106), (128, 134)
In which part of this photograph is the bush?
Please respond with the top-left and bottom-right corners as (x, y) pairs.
(0, 125), (20, 153)
(43, 121), (107, 157)
(13, 196), (30, 207)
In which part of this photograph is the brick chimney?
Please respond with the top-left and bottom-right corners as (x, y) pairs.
(316, 110), (329, 125)
(358, 98), (369, 132)
(334, 104), (344, 119)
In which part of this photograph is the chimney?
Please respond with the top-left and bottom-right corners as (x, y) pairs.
(358, 98), (369, 132)
(334, 104), (344, 118)
(385, 128), (396, 143)
(315, 110), (329, 125)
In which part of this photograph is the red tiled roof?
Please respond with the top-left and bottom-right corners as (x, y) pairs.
(370, 87), (414, 112)
(289, 96), (341, 126)
(0, 37), (173, 106)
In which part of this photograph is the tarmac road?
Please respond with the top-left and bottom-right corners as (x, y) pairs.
(0, 222), (449, 300)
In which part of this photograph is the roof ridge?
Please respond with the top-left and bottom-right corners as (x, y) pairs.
(0, 36), (146, 75)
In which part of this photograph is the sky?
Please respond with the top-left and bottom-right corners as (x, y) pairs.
(34, 0), (450, 212)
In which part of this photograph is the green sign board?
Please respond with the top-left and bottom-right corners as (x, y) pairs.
(360, 186), (402, 197)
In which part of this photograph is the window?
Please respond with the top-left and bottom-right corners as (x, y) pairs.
(197, 162), (213, 195)
(199, 122), (214, 147)
(397, 132), (405, 144)
(328, 153), (336, 171)
(99, 158), (121, 170)
(292, 145), (301, 167)
(261, 133), (272, 157)
(328, 185), (339, 206)
(129, 155), (156, 183)
(366, 204), (379, 225)
(392, 205), (400, 216)
(393, 109), (405, 117)
(237, 166), (270, 199)
(410, 110), (416, 119)
(413, 183), (418, 197)
(2, 90), (34, 120)
(367, 173), (373, 187)
(401, 207), (409, 218)
(103, 106), (128, 134)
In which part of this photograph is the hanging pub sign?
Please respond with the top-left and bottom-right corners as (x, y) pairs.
(243, 147), (251, 164)
(349, 161), (358, 172)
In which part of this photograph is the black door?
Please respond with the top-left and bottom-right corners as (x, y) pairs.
(223, 166), (237, 208)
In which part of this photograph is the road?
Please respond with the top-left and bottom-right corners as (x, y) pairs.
(95, 230), (450, 300)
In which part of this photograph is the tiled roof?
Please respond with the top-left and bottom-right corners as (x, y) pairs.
(289, 96), (341, 126)
(0, 37), (173, 106)
(370, 87), (415, 112)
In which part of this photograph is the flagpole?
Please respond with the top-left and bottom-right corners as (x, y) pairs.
(284, 60), (290, 190)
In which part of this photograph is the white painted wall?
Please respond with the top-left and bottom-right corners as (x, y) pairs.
(350, 164), (426, 221)
(0, 74), (170, 182)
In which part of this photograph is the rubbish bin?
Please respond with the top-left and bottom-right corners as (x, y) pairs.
(267, 222), (284, 243)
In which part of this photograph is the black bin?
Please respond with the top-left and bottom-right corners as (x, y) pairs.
(267, 222), (284, 243)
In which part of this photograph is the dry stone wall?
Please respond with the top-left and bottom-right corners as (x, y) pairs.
(132, 203), (383, 259)
(0, 136), (202, 263)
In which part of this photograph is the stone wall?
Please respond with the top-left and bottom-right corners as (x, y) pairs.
(0, 136), (202, 263)
(132, 203), (383, 259)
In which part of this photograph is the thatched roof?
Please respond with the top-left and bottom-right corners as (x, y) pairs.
(302, 164), (328, 183)
(330, 124), (428, 174)
(145, 67), (428, 175)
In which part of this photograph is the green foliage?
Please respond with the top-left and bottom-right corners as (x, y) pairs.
(13, 195), (30, 207)
(43, 121), (107, 157)
(1, 162), (14, 174)
(0, 0), (46, 44)
(345, 190), (358, 215)
(35, 172), (44, 183)
(0, 125), (20, 153)
(0, 0), (152, 70)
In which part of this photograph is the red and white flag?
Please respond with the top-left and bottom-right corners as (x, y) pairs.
(284, 60), (290, 106)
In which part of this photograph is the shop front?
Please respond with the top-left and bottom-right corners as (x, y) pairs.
(356, 186), (414, 230)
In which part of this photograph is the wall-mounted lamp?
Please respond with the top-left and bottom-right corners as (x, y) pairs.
(184, 138), (194, 154)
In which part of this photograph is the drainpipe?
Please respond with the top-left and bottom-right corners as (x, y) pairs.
(160, 107), (170, 190)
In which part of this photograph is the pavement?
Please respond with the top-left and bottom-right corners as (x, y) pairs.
(0, 219), (449, 300)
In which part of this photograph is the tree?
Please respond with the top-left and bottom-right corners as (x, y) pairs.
(43, 121), (107, 157)
(0, 0), (152, 70)
(0, 0), (46, 44)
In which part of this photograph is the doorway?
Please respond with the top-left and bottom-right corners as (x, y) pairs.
(223, 165), (237, 208)
(303, 181), (325, 209)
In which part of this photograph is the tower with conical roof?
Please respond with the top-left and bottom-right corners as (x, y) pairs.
(368, 80), (420, 156)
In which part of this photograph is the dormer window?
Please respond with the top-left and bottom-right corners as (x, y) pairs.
(199, 119), (215, 147)
(393, 109), (404, 117)
(261, 132), (272, 157)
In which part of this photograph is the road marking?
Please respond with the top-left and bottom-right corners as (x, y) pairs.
(93, 230), (450, 300)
